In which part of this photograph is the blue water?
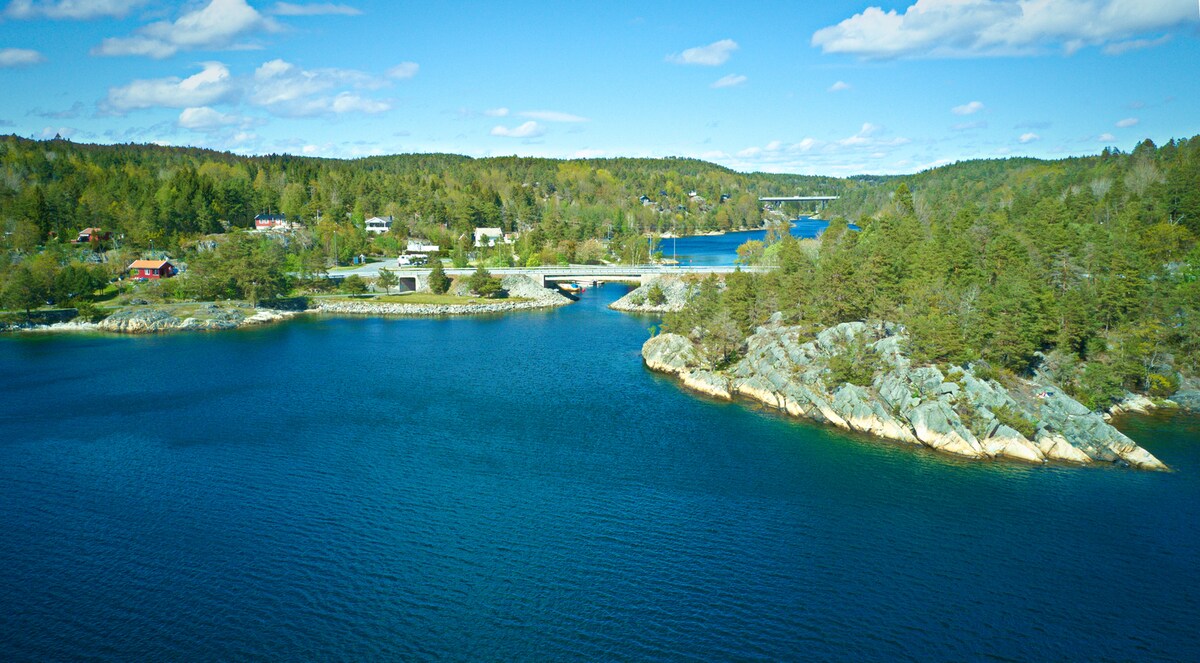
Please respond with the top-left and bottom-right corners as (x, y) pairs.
(666, 217), (844, 266)
(2, 286), (1199, 661)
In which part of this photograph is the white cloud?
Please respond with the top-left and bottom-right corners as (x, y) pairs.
(840, 122), (880, 146)
(490, 121), (544, 138)
(1019, 132), (1039, 143)
(828, 80), (851, 92)
(666, 38), (738, 66)
(711, 73), (747, 88)
(725, 129), (915, 173)
(5, 0), (146, 19)
(37, 125), (76, 139)
(574, 148), (606, 158)
(270, 2), (361, 16)
(93, 0), (276, 59)
(329, 92), (389, 114)
(249, 59), (390, 116)
(1098, 132), (1116, 141)
(811, 0), (1196, 60)
(386, 62), (419, 79)
(0, 47), (44, 67)
(952, 100), (984, 115)
(178, 106), (243, 132)
(105, 62), (237, 111)
(484, 107), (509, 117)
(519, 110), (588, 122)
(1115, 117), (1139, 128)
(1103, 34), (1171, 55)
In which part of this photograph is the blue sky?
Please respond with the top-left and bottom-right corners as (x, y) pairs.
(0, 0), (1197, 174)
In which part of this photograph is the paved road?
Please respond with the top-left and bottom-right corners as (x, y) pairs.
(333, 262), (763, 279)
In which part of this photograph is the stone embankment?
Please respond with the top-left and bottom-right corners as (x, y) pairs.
(642, 317), (1169, 470)
(609, 276), (700, 313)
(311, 274), (571, 317)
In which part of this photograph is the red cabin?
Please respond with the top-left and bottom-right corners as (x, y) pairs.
(128, 259), (176, 279)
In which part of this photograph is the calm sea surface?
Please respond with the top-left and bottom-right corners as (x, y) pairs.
(2, 286), (1199, 660)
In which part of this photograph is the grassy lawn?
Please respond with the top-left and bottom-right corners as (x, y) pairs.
(326, 293), (529, 305)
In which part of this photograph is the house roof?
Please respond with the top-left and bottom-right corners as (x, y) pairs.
(80, 227), (104, 234)
(129, 259), (171, 270)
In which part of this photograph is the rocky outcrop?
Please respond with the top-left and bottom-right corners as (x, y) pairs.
(642, 318), (1168, 470)
(610, 276), (699, 313)
(92, 306), (297, 333)
(1170, 377), (1200, 411)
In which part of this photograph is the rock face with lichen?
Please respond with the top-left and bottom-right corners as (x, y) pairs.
(642, 317), (1168, 470)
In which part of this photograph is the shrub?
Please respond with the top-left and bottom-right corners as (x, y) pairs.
(1147, 373), (1179, 399)
(72, 301), (107, 323)
(341, 274), (367, 294)
(646, 283), (667, 306)
(467, 265), (504, 298)
(993, 404), (1038, 439)
(826, 340), (883, 387)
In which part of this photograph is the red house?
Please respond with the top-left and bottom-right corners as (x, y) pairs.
(128, 259), (176, 279)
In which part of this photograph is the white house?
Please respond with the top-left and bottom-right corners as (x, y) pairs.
(254, 213), (292, 231)
(365, 216), (394, 234)
(473, 227), (504, 247)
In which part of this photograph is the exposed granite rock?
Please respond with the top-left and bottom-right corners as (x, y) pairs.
(92, 306), (297, 333)
(610, 276), (700, 313)
(1161, 376), (1200, 411)
(642, 320), (1168, 470)
(98, 308), (182, 333)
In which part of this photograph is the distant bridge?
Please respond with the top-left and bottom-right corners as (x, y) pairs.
(759, 195), (839, 212)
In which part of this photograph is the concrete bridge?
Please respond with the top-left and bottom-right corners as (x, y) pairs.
(760, 195), (839, 213)
(333, 263), (762, 292)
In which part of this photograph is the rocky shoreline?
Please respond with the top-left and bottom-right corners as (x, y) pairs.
(642, 317), (1171, 470)
(609, 276), (698, 313)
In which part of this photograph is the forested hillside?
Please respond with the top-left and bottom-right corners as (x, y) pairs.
(0, 135), (844, 258)
(666, 136), (1200, 410)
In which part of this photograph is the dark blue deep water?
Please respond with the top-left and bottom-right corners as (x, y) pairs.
(2, 286), (1199, 661)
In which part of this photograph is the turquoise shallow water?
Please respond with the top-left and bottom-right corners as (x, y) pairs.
(666, 217), (852, 266)
(1, 286), (1199, 661)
